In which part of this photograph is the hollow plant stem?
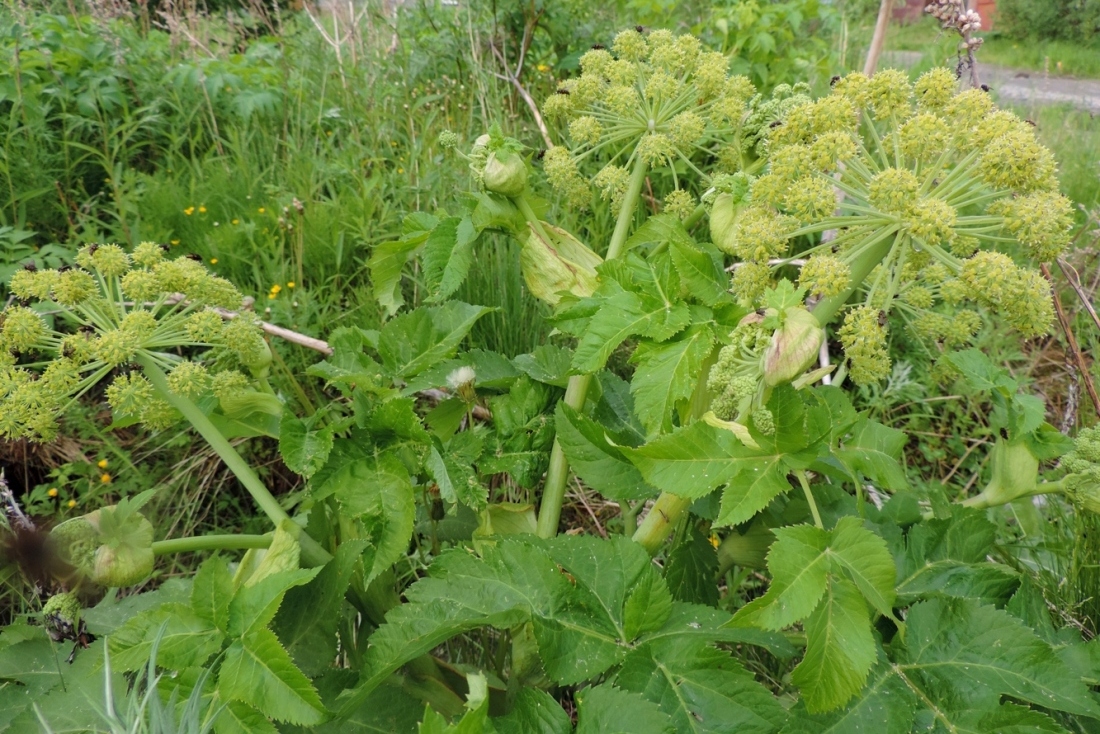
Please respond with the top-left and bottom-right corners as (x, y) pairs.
(797, 471), (824, 529)
(152, 534), (272, 556)
(535, 155), (650, 538)
(633, 493), (693, 555)
(137, 354), (331, 566)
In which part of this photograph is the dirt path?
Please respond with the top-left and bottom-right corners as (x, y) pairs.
(881, 50), (1100, 113)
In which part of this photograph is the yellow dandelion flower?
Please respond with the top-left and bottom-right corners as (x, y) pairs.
(258, 207), (265, 213)
(210, 258), (218, 265)
(184, 207), (195, 216)
(100, 473), (112, 484)
(47, 488), (58, 498)
(170, 239), (180, 245)
(97, 459), (108, 469)
(198, 205), (207, 213)
(67, 499), (77, 508)
(286, 281), (295, 289)
(231, 219), (239, 225)
(537, 63), (550, 73)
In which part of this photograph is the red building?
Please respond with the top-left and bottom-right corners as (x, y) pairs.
(894, 0), (997, 31)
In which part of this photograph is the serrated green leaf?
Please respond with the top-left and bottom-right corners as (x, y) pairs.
(555, 403), (655, 502)
(630, 322), (717, 436)
(228, 568), (319, 638)
(218, 628), (325, 725)
(108, 602), (224, 672)
(895, 598), (1100, 718)
(536, 536), (671, 683)
(427, 433), (488, 509)
(357, 396), (431, 444)
(731, 524), (831, 630)
(715, 455), (790, 527)
(315, 680), (421, 733)
(422, 216), (479, 302)
(513, 344), (573, 387)
(948, 703), (1070, 733)
(664, 525), (720, 606)
(792, 576), (876, 713)
(275, 540), (370, 677)
(575, 685), (674, 734)
(616, 635), (786, 734)
(896, 511), (1019, 604)
(669, 235), (729, 307)
(947, 349), (1015, 393)
(571, 291), (692, 374)
(325, 455), (416, 585)
(780, 662), (916, 734)
(192, 556), (233, 633)
(593, 371), (649, 446)
(402, 349), (521, 395)
(279, 413), (334, 479)
(378, 302), (493, 379)
(215, 700), (279, 734)
(834, 418), (907, 491)
(624, 421), (747, 499)
(622, 212), (691, 252)
(492, 688), (571, 734)
(370, 217), (431, 315)
(339, 541), (565, 714)
(827, 517), (896, 621)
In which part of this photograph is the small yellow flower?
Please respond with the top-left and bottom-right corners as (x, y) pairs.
(537, 63), (550, 73)
(709, 534), (720, 549)
(170, 239), (180, 245)
(258, 207), (265, 213)
(397, 168), (405, 174)
(67, 499), (77, 508)
(270, 284), (282, 293)
(97, 459), (108, 469)
(210, 258), (218, 265)
(231, 219), (239, 225)
(184, 207), (195, 216)
(100, 473), (112, 484)
(286, 281), (295, 289)
(268, 293), (277, 300)
(198, 205), (207, 214)
(47, 488), (58, 498)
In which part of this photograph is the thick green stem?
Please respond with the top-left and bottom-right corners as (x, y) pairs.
(633, 493), (693, 556)
(535, 374), (592, 538)
(152, 534), (271, 556)
(515, 194), (556, 246)
(137, 354), (331, 566)
(535, 156), (649, 538)
(812, 230), (897, 326)
(797, 470), (824, 529)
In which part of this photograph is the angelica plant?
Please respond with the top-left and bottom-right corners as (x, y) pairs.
(1, 242), (329, 571)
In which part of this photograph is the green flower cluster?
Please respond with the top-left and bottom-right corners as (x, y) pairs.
(541, 28), (759, 209)
(0, 243), (269, 440)
(714, 67), (1072, 384)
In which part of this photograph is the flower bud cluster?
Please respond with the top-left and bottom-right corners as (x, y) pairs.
(541, 29), (758, 208)
(838, 305), (891, 385)
(0, 243), (269, 441)
(712, 64), (1069, 383)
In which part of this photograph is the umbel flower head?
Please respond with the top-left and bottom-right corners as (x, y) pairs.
(716, 67), (1069, 384)
(1, 243), (270, 440)
(541, 29), (768, 210)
